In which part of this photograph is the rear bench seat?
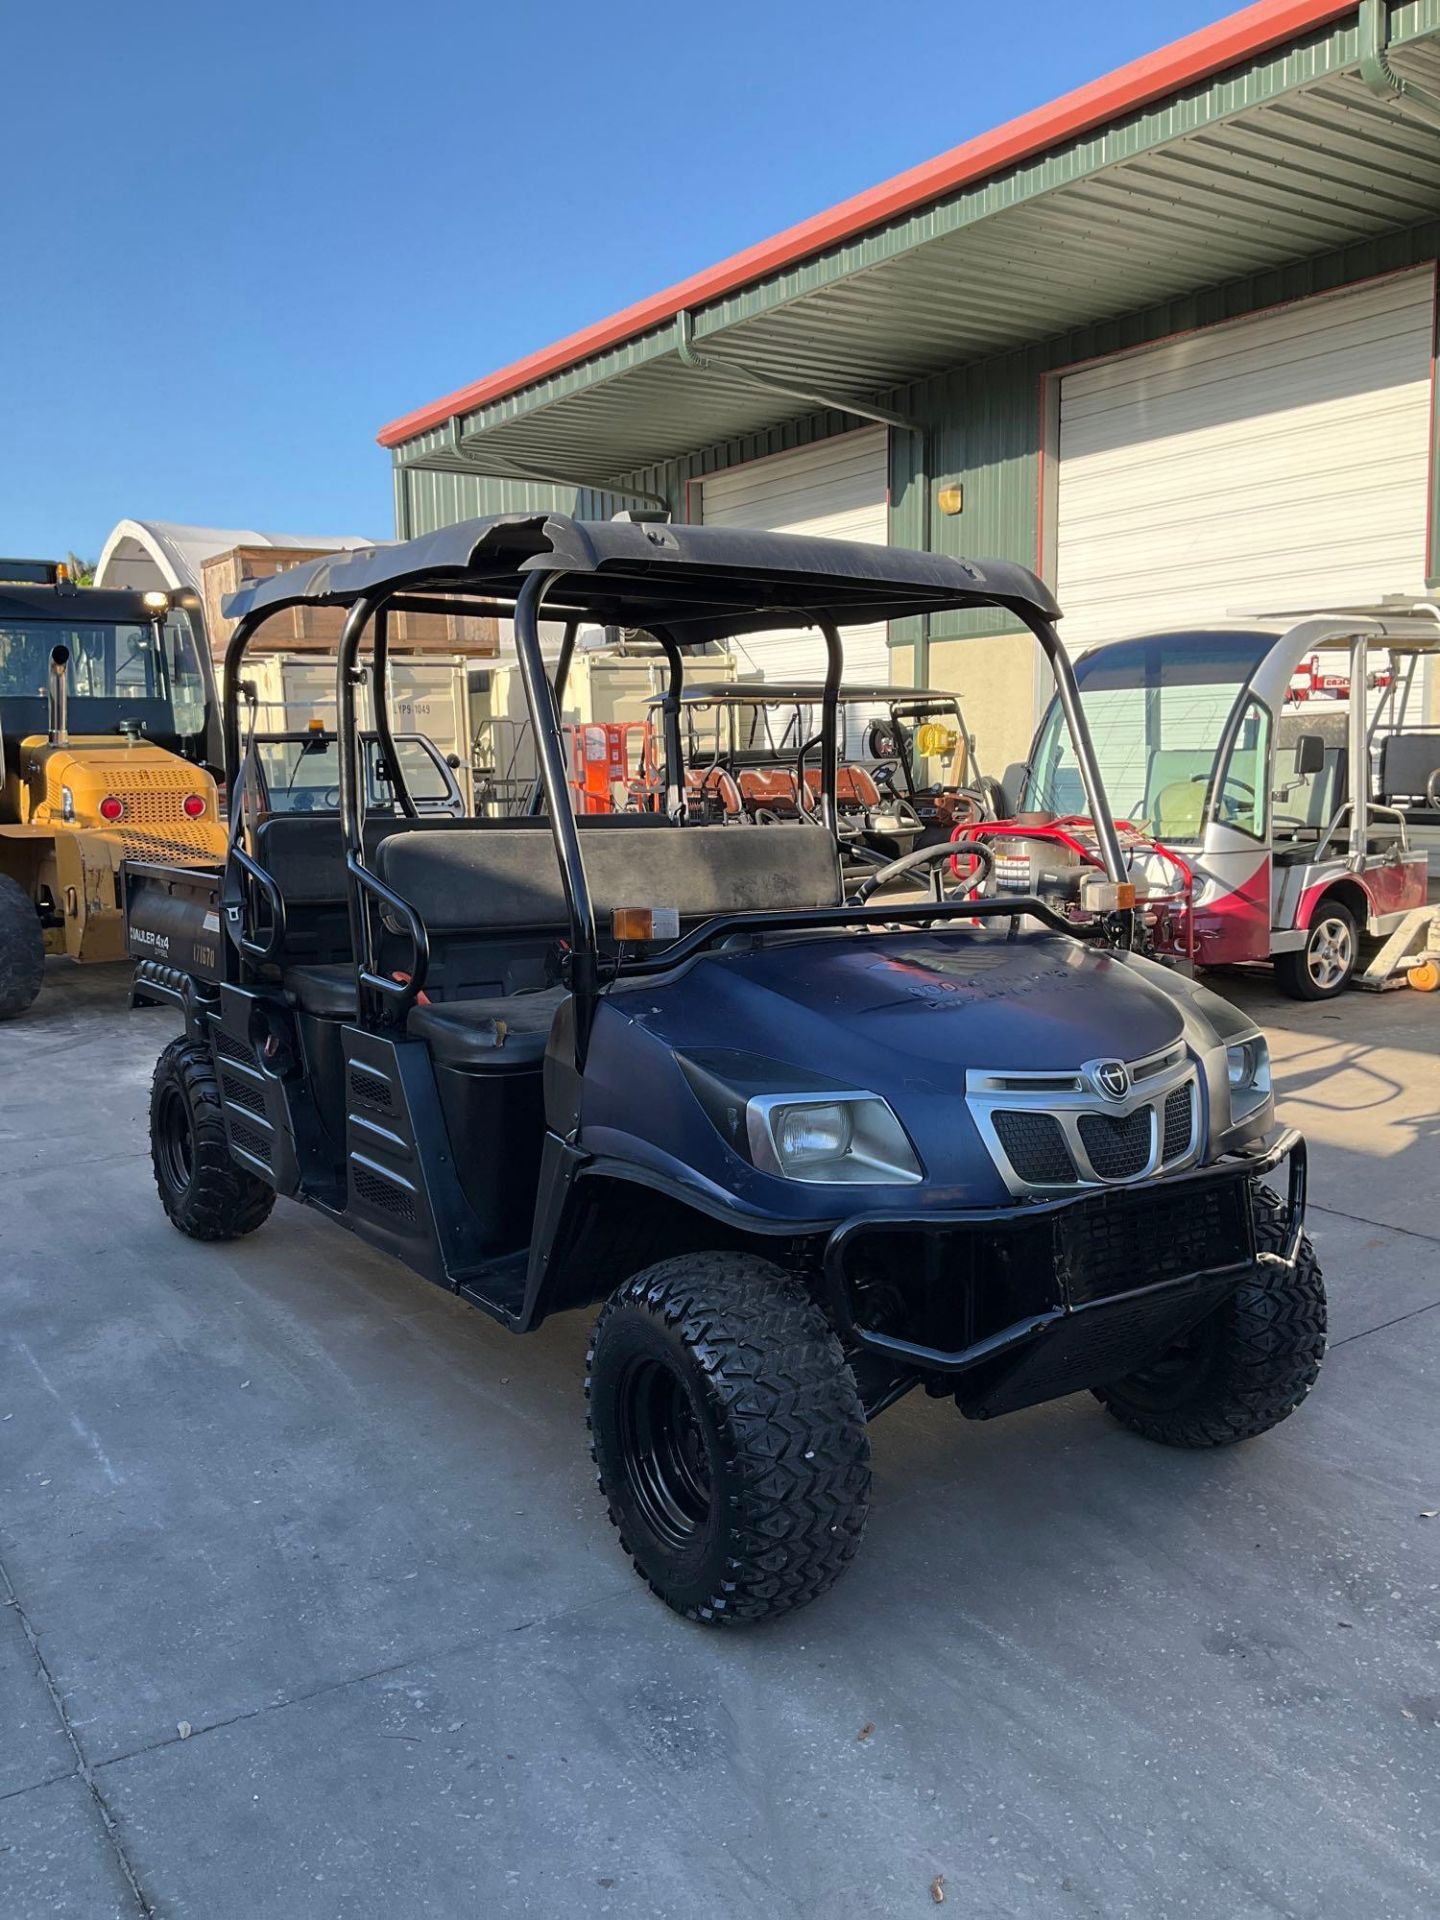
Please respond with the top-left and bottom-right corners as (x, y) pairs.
(1378, 732), (1440, 818)
(371, 823), (842, 1069)
(253, 813), (671, 1018)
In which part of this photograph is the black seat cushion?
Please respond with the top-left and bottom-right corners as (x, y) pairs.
(406, 989), (566, 1068)
(282, 963), (358, 1016)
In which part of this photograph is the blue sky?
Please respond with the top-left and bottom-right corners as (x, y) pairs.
(3, 0), (1221, 561)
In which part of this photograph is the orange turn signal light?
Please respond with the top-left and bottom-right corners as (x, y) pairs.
(1081, 876), (1137, 912)
(611, 905), (681, 943)
(612, 907), (656, 942)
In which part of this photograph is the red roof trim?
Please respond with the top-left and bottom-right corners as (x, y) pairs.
(377, 0), (1356, 449)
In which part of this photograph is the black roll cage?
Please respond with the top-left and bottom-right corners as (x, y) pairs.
(218, 527), (1128, 1068)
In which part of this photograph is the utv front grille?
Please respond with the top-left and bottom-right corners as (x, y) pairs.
(966, 1044), (1201, 1194)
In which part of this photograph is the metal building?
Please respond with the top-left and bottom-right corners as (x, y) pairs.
(377, 0), (1440, 767)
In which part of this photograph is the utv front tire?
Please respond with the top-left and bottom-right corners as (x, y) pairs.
(1095, 1186), (1325, 1447)
(150, 1037), (274, 1241)
(0, 873), (44, 1020)
(587, 1253), (870, 1625)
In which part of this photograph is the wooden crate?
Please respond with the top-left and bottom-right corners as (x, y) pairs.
(200, 546), (498, 663)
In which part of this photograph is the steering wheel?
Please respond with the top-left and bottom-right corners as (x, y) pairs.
(847, 837), (996, 906)
(937, 787), (987, 829)
(1427, 767), (1440, 809)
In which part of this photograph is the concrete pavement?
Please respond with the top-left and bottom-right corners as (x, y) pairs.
(1, 960), (1437, 1917)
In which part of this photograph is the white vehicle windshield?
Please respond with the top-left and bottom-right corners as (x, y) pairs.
(1029, 632), (1273, 843)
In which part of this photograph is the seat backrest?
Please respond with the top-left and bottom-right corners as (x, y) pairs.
(251, 814), (492, 907)
(1378, 731), (1440, 803)
(738, 769), (800, 812)
(251, 810), (673, 908)
(687, 766), (743, 817)
(806, 764), (881, 810)
(375, 823), (842, 932)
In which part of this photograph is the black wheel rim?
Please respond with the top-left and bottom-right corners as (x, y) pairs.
(614, 1356), (714, 1552)
(157, 1084), (195, 1195)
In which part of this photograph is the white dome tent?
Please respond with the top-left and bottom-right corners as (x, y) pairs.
(96, 519), (373, 599)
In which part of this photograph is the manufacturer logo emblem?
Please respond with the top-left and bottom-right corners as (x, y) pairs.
(1093, 1060), (1130, 1101)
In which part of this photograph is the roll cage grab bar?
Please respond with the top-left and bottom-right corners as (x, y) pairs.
(219, 568), (1129, 1063)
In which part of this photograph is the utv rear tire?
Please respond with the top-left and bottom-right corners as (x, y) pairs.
(587, 1253), (870, 1625)
(150, 1037), (274, 1241)
(1275, 901), (1357, 1000)
(1094, 1186), (1325, 1447)
(0, 873), (44, 1021)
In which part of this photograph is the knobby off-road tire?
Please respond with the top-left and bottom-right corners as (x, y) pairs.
(0, 872), (44, 1020)
(587, 1253), (871, 1625)
(150, 1037), (274, 1241)
(1094, 1185), (1325, 1447)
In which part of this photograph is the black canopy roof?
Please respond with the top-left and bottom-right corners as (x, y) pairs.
(222, 513), (1060, 644)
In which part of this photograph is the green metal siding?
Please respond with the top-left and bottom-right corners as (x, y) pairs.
(398, 212), (1440, 653)
(395, 463), (580, 540)
(890, 213), (1440, 657)
(389, 0), (1440, 476)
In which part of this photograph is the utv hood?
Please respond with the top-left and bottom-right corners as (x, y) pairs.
(622, 930), (1187, 1086)
(581, 930), (1215, 1219)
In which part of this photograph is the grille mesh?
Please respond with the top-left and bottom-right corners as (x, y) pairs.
(1162, 1086), (1193, 1163)
(1078, 1107), (1152, 1179)
(348, 1066), (393, 1112)
(993, 1110), (1075, 1184)
(1061, 1179), (1250, 1305)
(221, 1071), (265, 1117)
(229, 1117), (271, 1164)
(352, 1162), (416, 1222)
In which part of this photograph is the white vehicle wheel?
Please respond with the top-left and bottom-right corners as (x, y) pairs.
(1276, 903), (1358, 1001)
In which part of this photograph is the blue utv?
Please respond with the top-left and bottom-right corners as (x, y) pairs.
(129, 515), (1324, 1625)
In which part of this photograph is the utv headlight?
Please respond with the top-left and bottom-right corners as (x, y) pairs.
(746, 1093), (923, 1184)
(1226, 1037), (1271, 1119)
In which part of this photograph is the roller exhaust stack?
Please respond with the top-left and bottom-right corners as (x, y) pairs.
(48, 645), (70, 745)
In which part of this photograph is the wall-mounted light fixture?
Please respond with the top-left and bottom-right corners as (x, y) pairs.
(936, 483), (964, 516)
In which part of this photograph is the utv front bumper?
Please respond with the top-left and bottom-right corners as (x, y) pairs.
(824, 1130), (1307, 1420)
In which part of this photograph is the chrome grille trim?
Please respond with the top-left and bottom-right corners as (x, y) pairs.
(966, 1043), (1200, 1196)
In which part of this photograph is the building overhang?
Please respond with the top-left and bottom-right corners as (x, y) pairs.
(382, 0), (1440, 489)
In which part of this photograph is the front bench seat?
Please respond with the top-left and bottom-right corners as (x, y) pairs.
(282, 962), (359, 1016)
(407, 988), (567, 1068)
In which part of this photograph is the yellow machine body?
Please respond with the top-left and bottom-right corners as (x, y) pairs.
(0, 735), (226, 963)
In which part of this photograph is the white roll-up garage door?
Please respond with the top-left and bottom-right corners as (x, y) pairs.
(1054, 270), (1436, 653)
(696, 428), (891, 683)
